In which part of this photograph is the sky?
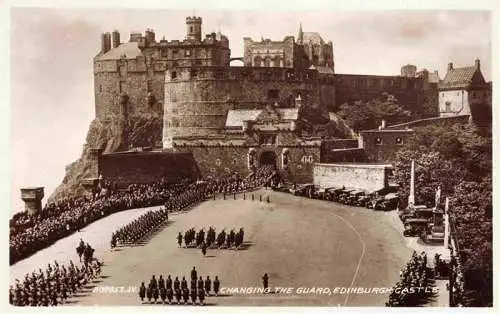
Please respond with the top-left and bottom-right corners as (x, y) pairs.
(9, 8), (491, 213)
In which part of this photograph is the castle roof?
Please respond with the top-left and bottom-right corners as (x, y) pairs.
(439, 66), (478, 90)
(302, 32), (325, 45)
(97, 42), (143, 61)
(225, 108), (299, 128)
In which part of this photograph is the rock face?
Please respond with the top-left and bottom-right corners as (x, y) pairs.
(48, 115), (162, 202)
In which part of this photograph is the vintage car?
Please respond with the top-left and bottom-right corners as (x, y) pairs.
(324, 187), (345, 202)
(316, 188), (327, 200)
(346, 190), (365, 206)
(374, 193), (399, 211)
(356, 193), (372, 207)
(291, 184), (317, 198)
(338, 189), (356, 204)
(425, 225), (445, 243)
(403, 218), (429, 237)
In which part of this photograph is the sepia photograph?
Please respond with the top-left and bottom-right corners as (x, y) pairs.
(5, 0), (495, 310)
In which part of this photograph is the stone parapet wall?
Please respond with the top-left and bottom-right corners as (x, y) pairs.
(101, 151), (199, 187)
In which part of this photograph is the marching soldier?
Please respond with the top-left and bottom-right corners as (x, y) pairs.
(177, 232), (183, 248)
(204, 276), (211, 296)
(181, 276), (188, 291)
(198, 287), (205, 305)
(201, 241), (207, 257)
(182, 288), (189, 304)
(198, 276), (204, 291)
(213, 276), (220, 296)
(191, 266), (197, 282)
(158, 275), (165, 290)
(262, 273), (269, 291)
(139, 282), (146, 302)
(190, 286), (198, 305)
(175, 287), (182, 304)
(173, 276), (180, 291)
(166, 274), (172, 290)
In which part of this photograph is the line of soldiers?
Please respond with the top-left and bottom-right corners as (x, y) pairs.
(111, 208), (169, 246)
(139, 267), (220, 305)
(10, 258), (102, 306)
(164, 187), (206, 213)
(386, 251), (432, 307)
(178, 227), (245, 252)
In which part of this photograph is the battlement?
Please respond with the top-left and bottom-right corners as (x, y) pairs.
(165, 66), (335, 83)
(186, 16), (202, 23)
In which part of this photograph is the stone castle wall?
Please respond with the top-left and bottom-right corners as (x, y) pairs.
(313, 163), (391, 191)
(175, 144), (321, 183)
(334, 73), (430, 112)
(162, 67), (335, 147)
(94, 58), (165, 119)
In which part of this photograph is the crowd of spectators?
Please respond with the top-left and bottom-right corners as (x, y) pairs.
(9, 180), (190, 264)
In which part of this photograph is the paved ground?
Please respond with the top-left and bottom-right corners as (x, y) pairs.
(10, 190), (414, 306)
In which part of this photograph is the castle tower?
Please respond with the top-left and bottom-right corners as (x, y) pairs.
(186, 16), (202, 42)
(401, 64), (417, 77)
(21, 187), (44, 215)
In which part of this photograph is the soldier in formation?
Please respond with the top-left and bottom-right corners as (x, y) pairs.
(10, 258), (102, 306)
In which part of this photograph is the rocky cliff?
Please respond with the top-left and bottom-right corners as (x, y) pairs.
(48, 115), (162, 202)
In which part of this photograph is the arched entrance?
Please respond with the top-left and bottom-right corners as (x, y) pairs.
(260, 151), (277, 168)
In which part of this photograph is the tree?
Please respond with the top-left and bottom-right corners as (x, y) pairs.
(336, 93), (411, 131)
(393, 122), (492, 307)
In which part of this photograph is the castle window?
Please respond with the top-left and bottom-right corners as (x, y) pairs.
(147, 80), (153, 92)
(190, 70), (198, 78)
(268, 89), (280, 99)
(195, 60), (202, 67)
(375, 137), (383, 145)
(190, 26), (193, 33)
(395, 137), (403, 145)
(171, 71), (177, 80)
(445, 101), (451, 112)
(185, 49), (191, 57)
(442, 92), (445, 97)
(371, 79), (379, 88)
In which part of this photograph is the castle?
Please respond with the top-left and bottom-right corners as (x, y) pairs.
(88, 16), (462, 188)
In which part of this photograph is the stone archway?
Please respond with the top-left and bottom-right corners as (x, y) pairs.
(260, 151), (277, 168)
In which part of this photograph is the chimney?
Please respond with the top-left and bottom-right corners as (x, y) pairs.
(475, 58), (480, 70)
(112, 30), (120, 48)
(447, 62), (453, 71)
(101, 32), (111, 53)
